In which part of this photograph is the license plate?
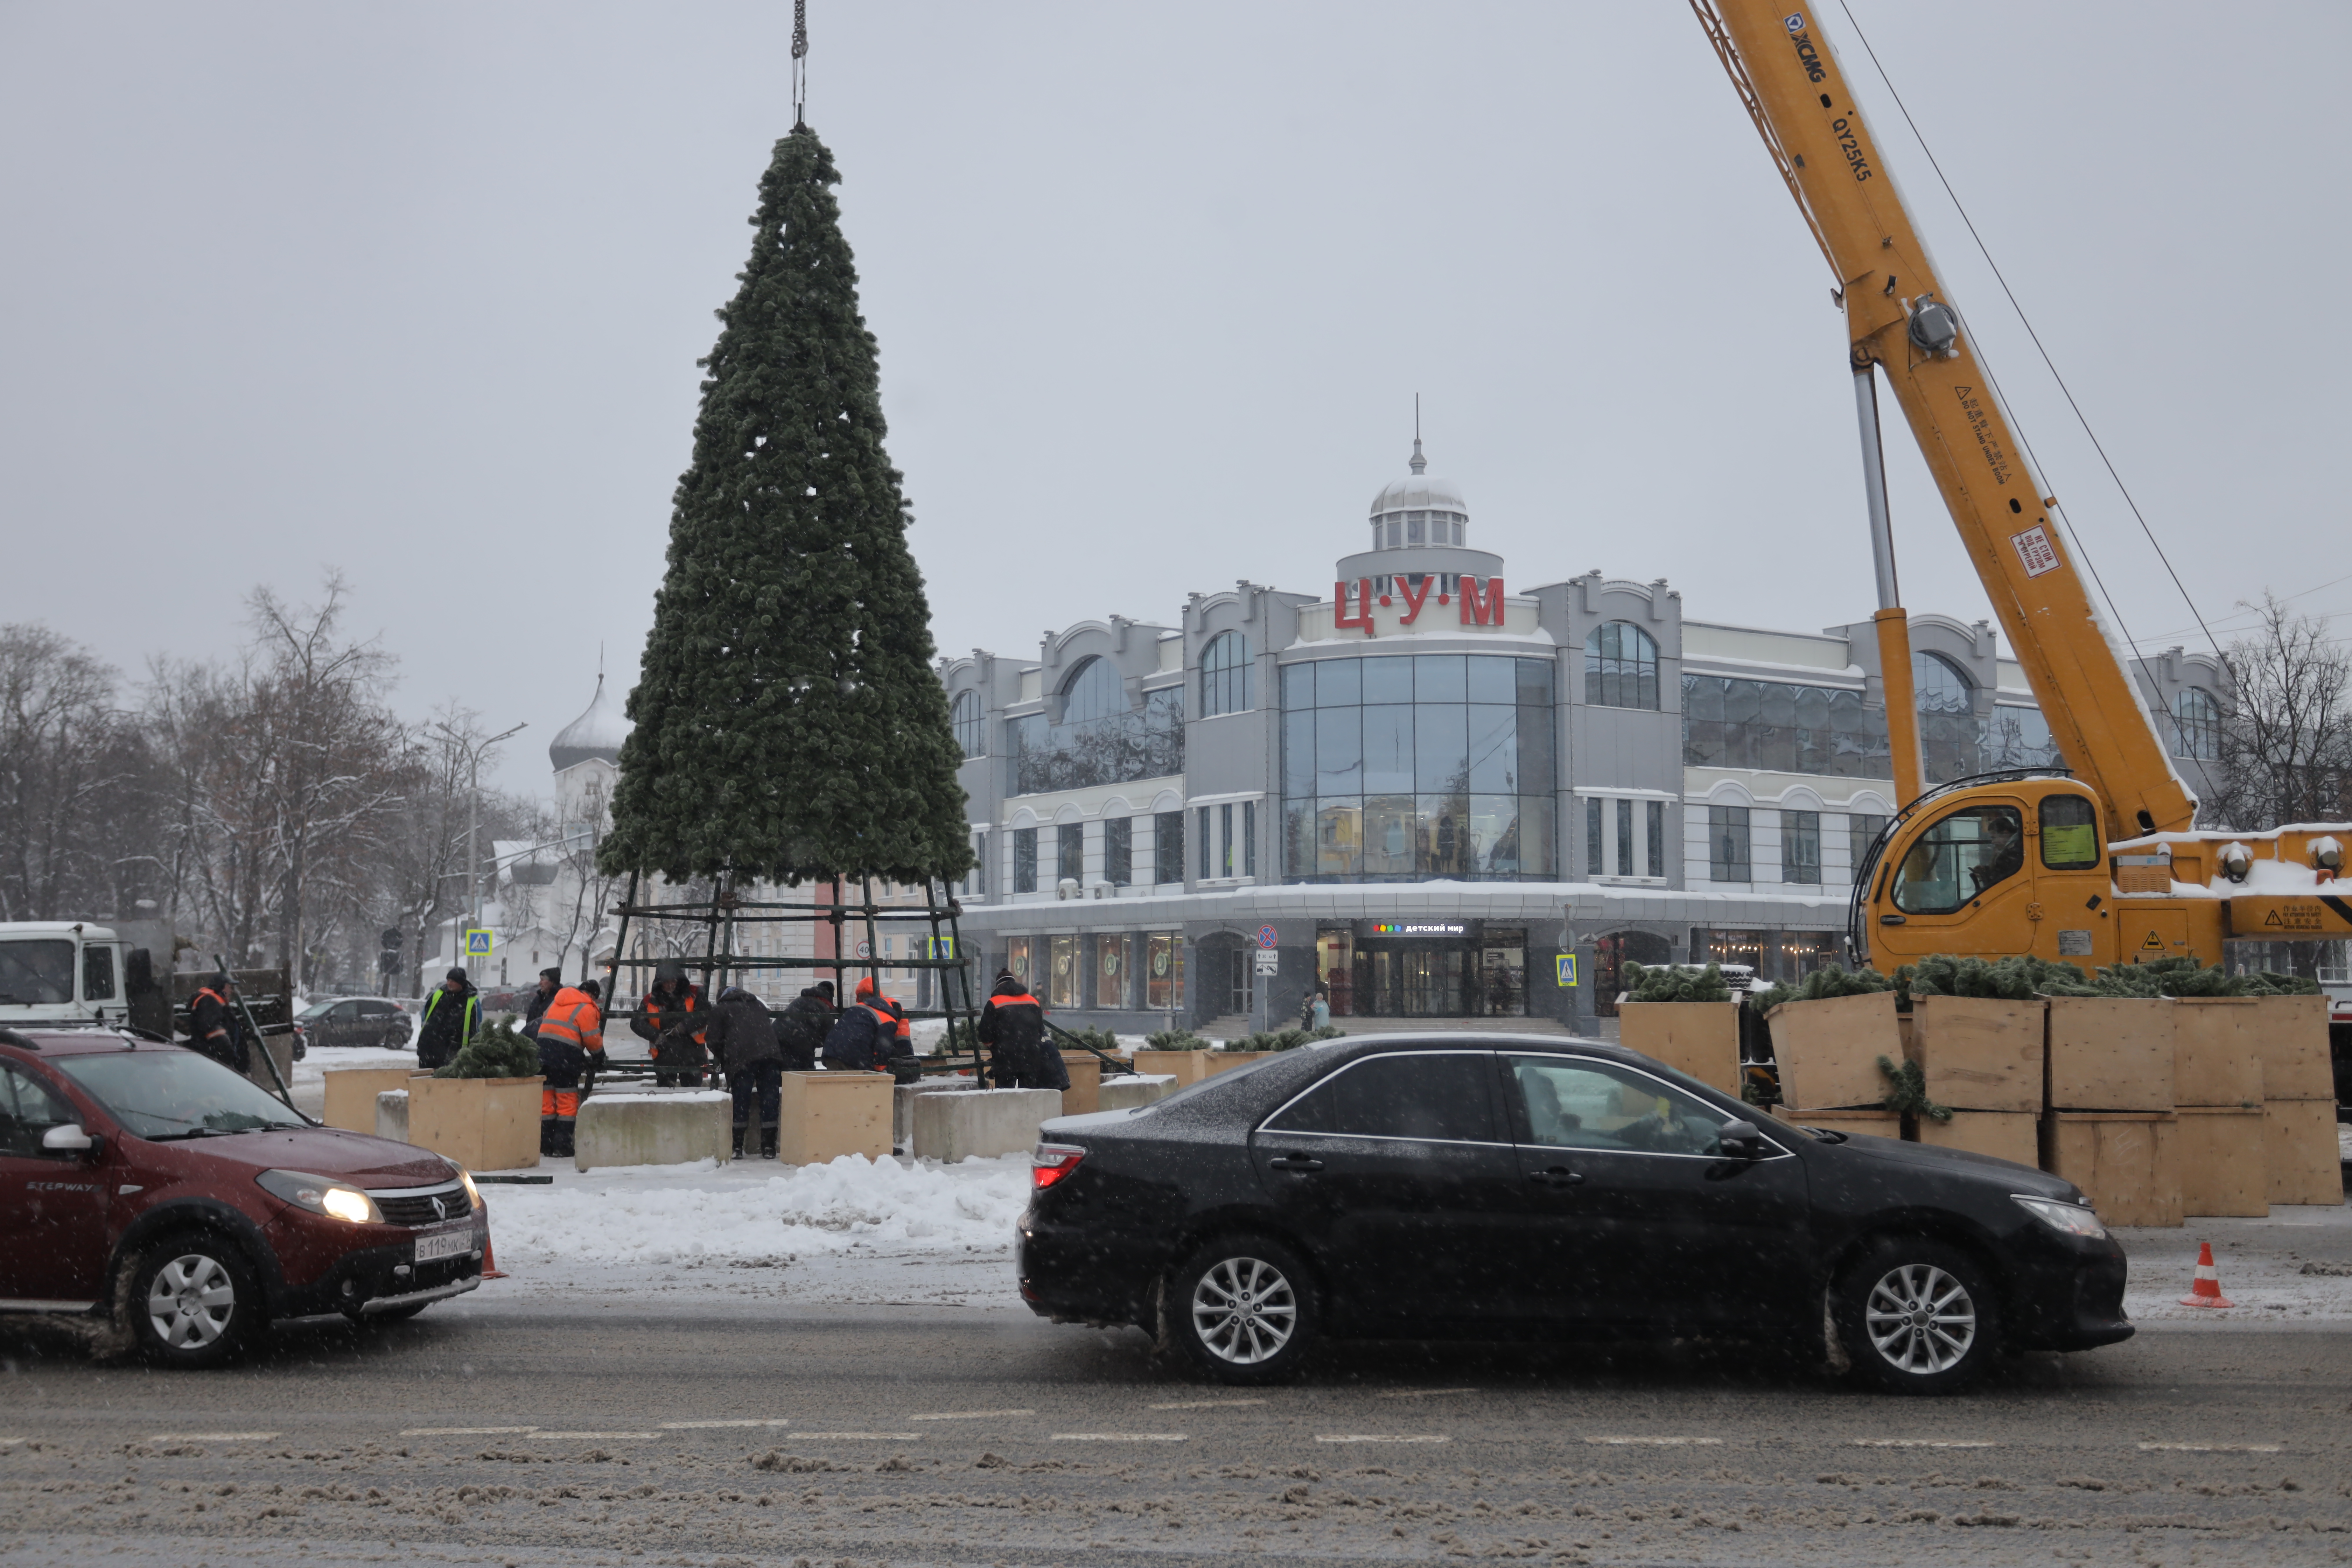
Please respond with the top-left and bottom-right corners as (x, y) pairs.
(414, 1226), (475, 1264)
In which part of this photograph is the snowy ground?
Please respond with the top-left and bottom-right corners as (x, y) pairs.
(2119, 1202), (2352, 1323)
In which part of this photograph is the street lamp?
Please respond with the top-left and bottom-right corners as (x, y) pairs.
(428, 718), (527, 964)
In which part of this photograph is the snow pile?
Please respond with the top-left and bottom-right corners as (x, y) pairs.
(483, 1153), (1030, 1271)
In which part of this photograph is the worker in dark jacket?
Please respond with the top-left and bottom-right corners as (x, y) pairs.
(774, 981), (833, 1071)
(976, 973), (1068, 1090)
(187, 971), (248, 1074)
(520, 967), (563, 1040)
(820, 977), (897, 1073)
(633, 960), (707, 1086)
(881, 996), (925, 1085)
(415, 967), (482, 1071)
(705, 985), (784, 1158)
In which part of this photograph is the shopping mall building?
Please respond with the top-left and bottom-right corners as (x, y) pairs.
(943, 442), (2227, 1034)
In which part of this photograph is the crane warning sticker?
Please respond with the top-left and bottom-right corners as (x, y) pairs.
(2010, 525), (2061, 579)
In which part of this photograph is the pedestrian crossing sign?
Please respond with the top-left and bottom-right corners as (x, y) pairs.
(1555, 953), (1578, 987)
(464, 929), (494, 958)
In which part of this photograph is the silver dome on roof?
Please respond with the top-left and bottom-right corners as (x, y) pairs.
(548, 674), (630, 771)
(1368, 436), (1468, 518)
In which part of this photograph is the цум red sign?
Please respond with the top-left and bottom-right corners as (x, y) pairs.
(1334, 575), (1504, 637)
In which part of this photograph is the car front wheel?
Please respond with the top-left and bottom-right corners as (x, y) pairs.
(1834, 1238), (1999, 1395)
(1162, 1234), (1317, 1385)
(129, 1235), (262, 1369)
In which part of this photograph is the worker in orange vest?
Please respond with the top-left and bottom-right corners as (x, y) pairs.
(535, 978), (604, 1157)
(819, 976), (898, 1072)
(635, 960), (708, 1087)
(187, 970), (248, 1073)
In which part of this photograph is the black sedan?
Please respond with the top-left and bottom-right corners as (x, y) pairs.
(1017, 1034), (2130, 1394)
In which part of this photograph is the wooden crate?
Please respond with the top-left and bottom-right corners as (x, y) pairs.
(778, 1072), (892, 1164)
(1917, 1110), (2039, 1168)
(1765, 992), (1900, 1111)
(1770, 1105), (1902, 1142)
(2248, 995), (2335, 1102)
(1909, 996), (2045, 1114)
(1618, 1001), (1742, 1098)
(2040, 1112), (2182, 1227)
(1204, 1050), (1278, 1076)
(1058, 1051), (1102, 1117)
(405, 1075), (542, 1171)
(2171, 997), (2264, 1107)
(2174, 1105), (2267, 1218)
(323, 1066), (429, 1134)
(2045, 997), (2174, 1112)
(2265, 1097), (2346, 1206)
(1132, 1050), (1211, 1086)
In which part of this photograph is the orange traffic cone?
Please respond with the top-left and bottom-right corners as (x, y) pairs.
(482, 1232), (508, 1281)
(2178, 1241), (2233, 1308)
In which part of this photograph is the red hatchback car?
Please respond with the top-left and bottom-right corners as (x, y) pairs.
(0, 1026), (489, 1367)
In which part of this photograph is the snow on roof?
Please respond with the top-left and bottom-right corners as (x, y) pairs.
(549, 674), (631, 771)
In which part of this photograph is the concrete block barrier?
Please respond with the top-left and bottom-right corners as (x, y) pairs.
(894, 1077), (976, 1154)
(1098, 1073), (1177, 1112)
(575, 1088), (732, 1172)
(375, 1089), (410, 1143)
(912, 1087), (1064, 1163)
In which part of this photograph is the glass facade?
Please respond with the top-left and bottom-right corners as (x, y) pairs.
(1586, 621), (1660, 709)
(1683, 673), (2058, 785)
(1279, 654), (1556, 881)
(1201, 631), (1252, 716)
(2171, 686), (2221, 760)
(1012, 657), (1184, 794)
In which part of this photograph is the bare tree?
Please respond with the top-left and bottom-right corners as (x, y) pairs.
(2207, 593), (2352, 833)
(0, 624), (159, 921)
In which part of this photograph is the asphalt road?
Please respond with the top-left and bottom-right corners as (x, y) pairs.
(3, 1301), (2348, 1567)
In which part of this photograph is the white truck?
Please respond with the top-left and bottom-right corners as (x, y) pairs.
(0, 921), (153, 1031)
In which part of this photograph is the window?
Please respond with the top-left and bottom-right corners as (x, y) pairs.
(1011, 657), (1184, 793)
(1892, 804), (2025, 913)
(1198, 805), (1212, 880)
(1781, 810), (1821, 884)
(1265, 1052), (1499, 1143)
(1096, 934), (1130, 1010)
(2040, 794), (2101, 871)
(1505, 1055), (1736, 1157)
(967, 830), (990, 898)
(1012, 827), (1038, 894)
(1201, 631), (1253, 717)
(1104, 817), (1133, 886)
(1616, 799), (1634, 878)
(1049, 935), (1081, 1009)
(0, 940), (74, 1006)
(1005, 936), (1033, 988)
(952, 690), (984, 758)
(1154, 810), (1185, 884)
(1848, 813), (1888, 883)
(2172, 686), (2221, 761)
(1243, 799), (1257, 877)
(1220, 803), (1235, 878)
(1914, 651), (1974, 713)
(0, 1062), (76, 1157)
(1056, 823), (1083, 886)
(1584, 622), (1660, 710)
(1708, 805), (1752, 882)
(82, 945), (117, 1002)
(1144, 932), (1184, 1010)
(1683, 676), (1885, 778)
(1586, 798), (1603, 877)
(1646, 800), (1666, 877)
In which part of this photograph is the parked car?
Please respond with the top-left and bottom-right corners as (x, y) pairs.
(293, 995), (414, 1052)
(1017, 1034), (2130, 1394)
(0, 1027), (488, 1367)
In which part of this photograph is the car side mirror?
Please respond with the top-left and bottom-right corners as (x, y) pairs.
(42, 1123), (100, 1156)
(1716, 1119), (1763, 1160)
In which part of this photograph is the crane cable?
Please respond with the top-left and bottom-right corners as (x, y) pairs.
(1833, 1), (2228, 674)
(791, 0), (809, 128)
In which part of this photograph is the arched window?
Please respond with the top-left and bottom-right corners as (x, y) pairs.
(1200, 631), (1253, 716)
(1584, 622), (1659, 709)
(1913, 651), (1974, 713)
(2172, 686), (2221, 760)
(951, 690), (984, 758)
(1059, 656), (1123, 722)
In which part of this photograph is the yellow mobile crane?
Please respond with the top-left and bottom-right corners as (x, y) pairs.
(1690, 2), (2352, 972)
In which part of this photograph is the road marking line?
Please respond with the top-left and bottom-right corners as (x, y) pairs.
(1378, 1387), (1479, 1399)
(1148, 1399), (1268, 1411)
(1584, 1436), (1724, 1447)
(2138, 1442), (2283, 1454)
(527, 1432), (656, 1440)
(1051, 1433), (1188, 1442)
(1316, 1435), (1451, 1444)
(401, 1426), (540, 1437)
(0, 1438), (26, 1447)
(660, 1420), (793, 1429)
(910, 1410), (1035, 1422)
(150, 1432), (278, 1442)
(1852, 1439), (1997, 1449)
(792, 1433), (922, 1441)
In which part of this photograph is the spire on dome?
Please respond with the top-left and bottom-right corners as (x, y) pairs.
(1409, 436), (1427, 476)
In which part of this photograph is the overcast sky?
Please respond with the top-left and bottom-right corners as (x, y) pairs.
(3, 2), (2344, 797)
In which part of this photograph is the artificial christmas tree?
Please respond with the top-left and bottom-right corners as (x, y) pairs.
(602, 126), (971, 888)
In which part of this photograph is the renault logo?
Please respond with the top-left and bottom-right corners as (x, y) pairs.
(430, 1196), (448, 1221)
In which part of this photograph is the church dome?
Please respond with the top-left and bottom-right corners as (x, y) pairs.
(1365, 438), (1469, 550)
(549, 675), (631, 772)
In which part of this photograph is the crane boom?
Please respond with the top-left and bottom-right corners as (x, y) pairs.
(1694, 2), (2197, 842)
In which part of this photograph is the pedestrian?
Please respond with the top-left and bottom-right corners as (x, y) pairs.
(520, 966), (563, 1040)
(706, 984), (784, 1159)
(1297, 979), (1319, 1031)
(774, 979), (834, 1071)
(534, 976), (605, 1157)
(634, 959), (707, 1086)
(1310, 986), (1332, 1031)
(819, 976), (897, 1073)
(186, 969), (248, 1074)
(975, 973), (1068, 1091)
(416, 966), (482, 1072)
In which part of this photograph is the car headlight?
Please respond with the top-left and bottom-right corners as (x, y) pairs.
(448, 1163), (484, 1211)
(257, 1169), (383, 1225)
(2013, 1194), (2107, 1239)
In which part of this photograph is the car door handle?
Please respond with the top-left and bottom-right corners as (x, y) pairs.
(1528, 1167), (1585, 1187)
(1268, 1156), (1324, 1173)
